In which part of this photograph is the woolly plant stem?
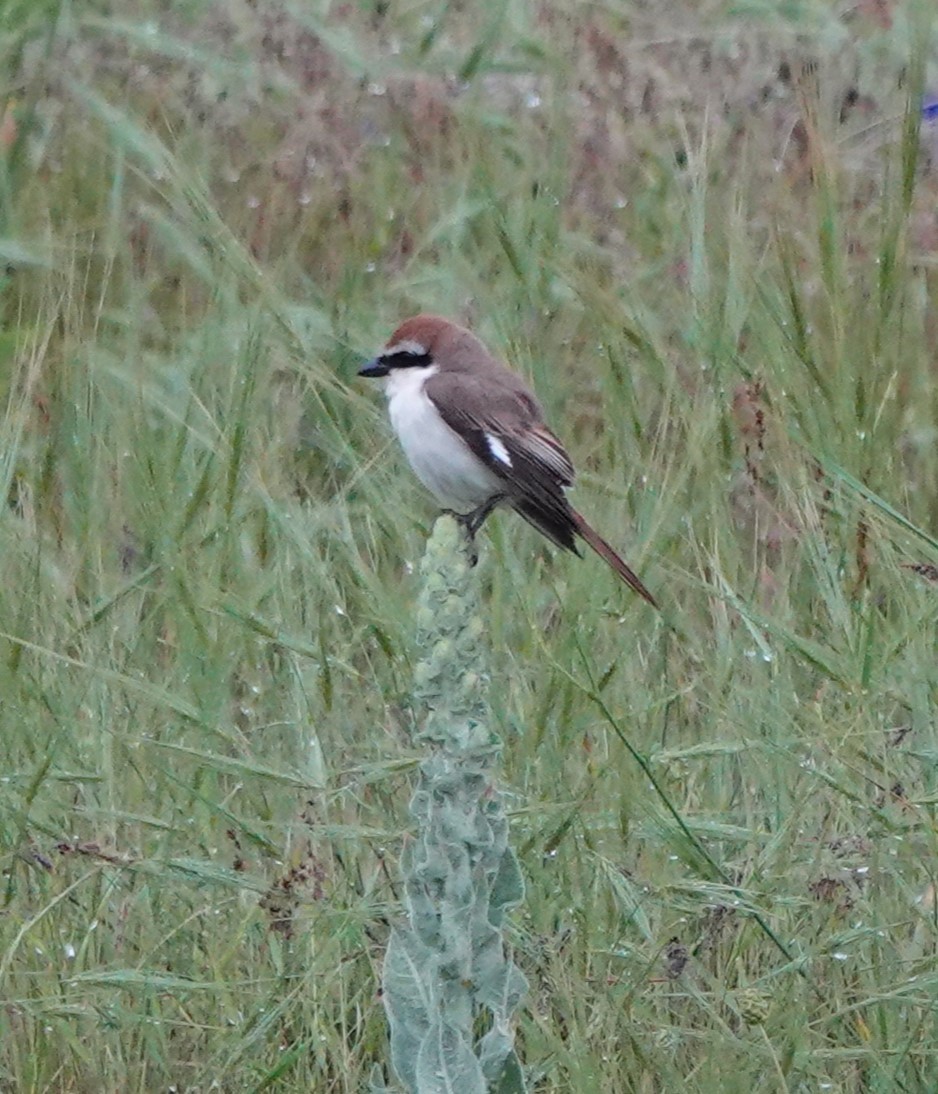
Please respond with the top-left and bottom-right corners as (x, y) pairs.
(381, 516), (527, 1094)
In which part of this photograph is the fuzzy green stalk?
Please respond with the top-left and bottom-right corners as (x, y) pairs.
(380, 515), (527, 1094)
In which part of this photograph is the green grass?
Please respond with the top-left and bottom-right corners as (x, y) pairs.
(2, 1), (938, 1090)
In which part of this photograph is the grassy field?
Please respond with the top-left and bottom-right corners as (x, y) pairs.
(2, 1), (938, 1090)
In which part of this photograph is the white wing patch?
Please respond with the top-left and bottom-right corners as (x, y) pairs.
(485, 432), (513, 467)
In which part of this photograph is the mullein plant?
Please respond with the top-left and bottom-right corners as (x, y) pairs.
(376, 515), (528, 1094)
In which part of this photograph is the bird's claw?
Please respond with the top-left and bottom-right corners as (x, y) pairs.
(440, 509), (480, 565)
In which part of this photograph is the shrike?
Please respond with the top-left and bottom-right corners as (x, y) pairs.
(360, 315), (657, 607)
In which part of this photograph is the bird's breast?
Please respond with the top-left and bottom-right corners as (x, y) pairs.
(385, 367), (502, 512)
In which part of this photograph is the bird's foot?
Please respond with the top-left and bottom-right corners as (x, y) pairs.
(464, 494), (507, 538)
(444, 512), (478, 565)
(439, 508), (482, 567)
(440, 496), (507, 566)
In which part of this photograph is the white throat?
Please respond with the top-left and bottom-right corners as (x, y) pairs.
(384, 365), (502, 512)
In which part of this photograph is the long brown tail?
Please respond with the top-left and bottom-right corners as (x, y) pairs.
(571, 509), (658, 608)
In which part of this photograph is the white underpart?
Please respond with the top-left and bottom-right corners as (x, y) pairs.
(385, 365), (503, 512)
(485, 432), (512, 467)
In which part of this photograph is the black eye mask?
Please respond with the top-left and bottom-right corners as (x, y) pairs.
(359, 351), (433, 377)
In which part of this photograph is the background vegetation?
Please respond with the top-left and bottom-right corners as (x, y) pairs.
(1, 0), (937, 1089)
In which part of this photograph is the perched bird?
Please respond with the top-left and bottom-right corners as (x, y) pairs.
(360, 315), (657, 607)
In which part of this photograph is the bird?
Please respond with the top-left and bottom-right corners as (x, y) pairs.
(359, 315), (657, 608)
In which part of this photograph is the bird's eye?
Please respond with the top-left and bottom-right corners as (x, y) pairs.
(379, 350), (433, 368)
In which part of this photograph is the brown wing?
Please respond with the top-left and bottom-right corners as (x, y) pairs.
(425, 370), (658, 606)
(425, 371), (580, 552)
